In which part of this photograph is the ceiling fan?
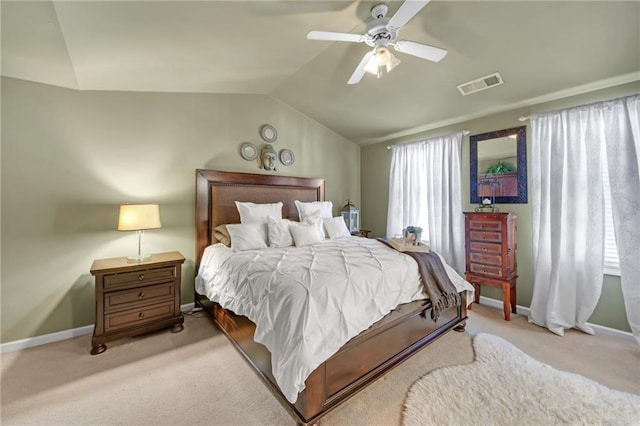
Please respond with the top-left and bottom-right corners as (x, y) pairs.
(307, 0), (447, 85)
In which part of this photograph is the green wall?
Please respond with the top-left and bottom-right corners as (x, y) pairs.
(0, 77), (360, 343)
(361, 81), (640, 333)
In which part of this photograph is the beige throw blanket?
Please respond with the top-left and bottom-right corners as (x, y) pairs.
(379, 239), (460, 321)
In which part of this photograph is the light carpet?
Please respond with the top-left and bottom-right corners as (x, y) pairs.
(403, 333), (640, 426)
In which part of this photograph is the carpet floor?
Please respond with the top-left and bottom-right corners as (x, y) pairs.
(1, 304), (638, 425)
(403, 333), (640, 426)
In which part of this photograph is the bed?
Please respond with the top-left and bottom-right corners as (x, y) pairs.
(194, 169), (469, 425)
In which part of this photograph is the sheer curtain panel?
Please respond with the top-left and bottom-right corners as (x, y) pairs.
(529, 94), (640, 342)
(387, 133), (464, 273)
(603, 95), (640, 344)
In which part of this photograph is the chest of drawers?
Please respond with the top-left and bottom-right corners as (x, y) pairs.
(90, 251), (185, 354)
(464, 212), (517, 320)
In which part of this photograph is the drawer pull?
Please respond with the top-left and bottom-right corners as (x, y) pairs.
(138, 274), (145, 281)
(483, 237), (487, 240)
(138, 312), (145, 319)
(138, 292), (145, 299)
(483, 270), (487, 273)
(482, 247), (487, 251)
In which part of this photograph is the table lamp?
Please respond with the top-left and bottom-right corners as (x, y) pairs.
(118, 204), (162, 261)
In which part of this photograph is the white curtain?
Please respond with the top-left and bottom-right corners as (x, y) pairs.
(603, 95), (640, 344)
(529, 94), (640, 342)
(387, 132), (465, 273)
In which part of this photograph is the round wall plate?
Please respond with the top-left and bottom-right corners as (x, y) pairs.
(260, 124), (278, 143)
(279, 149), (295, 166)
(240, 142), (258, 161)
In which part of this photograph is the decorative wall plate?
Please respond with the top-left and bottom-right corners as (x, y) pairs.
(260, 124), (278, 143)
(240, 142), (258, 161)
(279, 149), (295, 166)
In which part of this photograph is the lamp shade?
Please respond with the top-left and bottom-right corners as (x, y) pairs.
(118, 204), (162, 231)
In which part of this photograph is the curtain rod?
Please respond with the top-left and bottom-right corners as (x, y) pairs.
(386, 130), (470, 150)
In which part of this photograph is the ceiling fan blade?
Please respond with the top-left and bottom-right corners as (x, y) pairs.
(387, 0), (430, 31)
(347, 51), (374, 85)
(307, 31), (365, 43)
(393, 40), (447, 62)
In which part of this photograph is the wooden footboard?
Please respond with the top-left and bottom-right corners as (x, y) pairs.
(197, 291), (467, 425)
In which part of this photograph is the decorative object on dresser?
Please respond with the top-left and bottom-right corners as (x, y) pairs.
(117, 204), (162, 262)
(89, 251), (185, 355)
(341, 199), (359, 233)
(464, 212), (517, 320)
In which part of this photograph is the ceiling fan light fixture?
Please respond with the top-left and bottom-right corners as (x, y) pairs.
(364, 47), (401, 77)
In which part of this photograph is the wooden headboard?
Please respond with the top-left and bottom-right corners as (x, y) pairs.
(195, 169), (325, 264)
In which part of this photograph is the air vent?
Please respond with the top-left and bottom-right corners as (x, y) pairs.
(457, 72), (504, 96)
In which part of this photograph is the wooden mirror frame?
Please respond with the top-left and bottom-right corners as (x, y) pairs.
(470, 126), (528, 204)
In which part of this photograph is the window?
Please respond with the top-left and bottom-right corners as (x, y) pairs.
(603, 160), (620, 276)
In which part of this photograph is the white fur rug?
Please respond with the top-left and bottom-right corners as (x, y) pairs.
(403, 333), (640, 426)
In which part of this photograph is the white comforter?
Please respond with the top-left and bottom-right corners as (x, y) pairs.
(196, 236), (472, 403)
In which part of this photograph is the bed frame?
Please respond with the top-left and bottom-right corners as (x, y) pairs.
(195, 169), (467, 425)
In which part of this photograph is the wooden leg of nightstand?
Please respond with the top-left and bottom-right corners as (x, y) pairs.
(91, 343), (106, 355)
(501, 281), (511, 321)
(510, 280), (517, 314)
(170, 323), (184, 333)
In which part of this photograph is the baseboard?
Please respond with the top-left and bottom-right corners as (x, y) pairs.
(477, 296), (635, 342)
(0, 302), (197, 354)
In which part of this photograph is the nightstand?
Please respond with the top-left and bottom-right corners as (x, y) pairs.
(90, 251), (185, 354)
(351, 229), (371, 238)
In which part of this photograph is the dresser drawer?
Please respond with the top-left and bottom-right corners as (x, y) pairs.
(470, 242), (502, 254)
(104, 301), (175, 333)
(469, 220), (502, 232)
(104, 266), (176, 289)
(470, 252), (503, 266)
(105, 282), (175, 311)
(469, 230), (502, 243)
(470, 263), (503, 278)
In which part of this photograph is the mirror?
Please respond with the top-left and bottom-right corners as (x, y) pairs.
(470, 126), (527, 204)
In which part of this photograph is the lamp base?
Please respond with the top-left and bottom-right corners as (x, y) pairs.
(127, 254), (152, 262)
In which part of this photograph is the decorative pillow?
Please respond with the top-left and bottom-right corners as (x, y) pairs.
(323, 216), (351, 240)
(235, 201), (283, 224)
(294, 200), (333, 220)
(214, 224), (232, 247)
(303, 212), (326, 239)
(290, 221), (323, 247)
(226, 222), (268, 252)
(267, 216), (294, 248)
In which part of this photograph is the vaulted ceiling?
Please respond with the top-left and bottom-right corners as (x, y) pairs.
(2, 1), (639, 144)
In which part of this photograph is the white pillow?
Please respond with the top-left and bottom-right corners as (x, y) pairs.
(294, 200), (333, 220)
(303, 212), (326, 239)
(290, 221), (323, 247)
(267, 216), (294, 248)
(226, 222), (268, 252)
(235, 201), (283, 224)
(323, 216), (351, 240)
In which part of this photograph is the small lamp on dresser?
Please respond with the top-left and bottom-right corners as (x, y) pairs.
(118, 204), (162, 261)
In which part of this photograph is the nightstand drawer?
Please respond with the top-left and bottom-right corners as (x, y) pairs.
(104, 266), (176, 289)
(469, 220), (502, 232)
(469, 230), (502, 243)
(104, 301), (175, 333)
(105, 282), (175, 311)
(470, 263), (503, 278)
(470, 252), (503, 266)
(470, 242), (502, 254)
